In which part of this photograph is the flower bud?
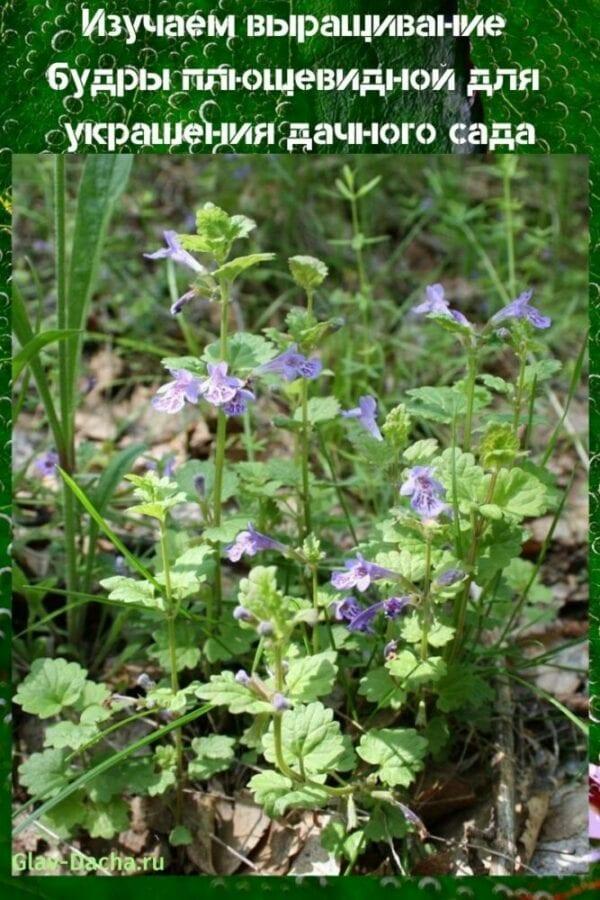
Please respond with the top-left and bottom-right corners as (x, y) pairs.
(235, 669), (251, 686)
(233, 605), (252, 622)
(272, 693), (291, 712)
(257, 620), (274, 637)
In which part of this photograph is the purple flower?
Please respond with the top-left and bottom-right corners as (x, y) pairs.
(170, 288), (196, 316)
(436, 568), (464, 587)
(258, 621), (274, 637)
(34, 451), (59, 478)
(342, 395), (383, 441)
(152, 369), (202, 414)
(272, 693), (291, 712)
(331, 554), (396, 593)
(222, 388), (255, 418)
(258, 344), (323, 382)
(343, 597), (411, 634)
(491, 290), (551, 330)
(199, 362), (244, 407)
(412, 284), (471, 328)
(233, 605), (253, 622)
(226, 524), (285, 562)
(412, 283), (450, 316)
(450, 309), (471, 327)
(331, 596), (362, 623)
(400, 466), (448, 520)
(383, 596), (411, 618)
(144, 230), (206, 275)
(235, 669), (251, 685)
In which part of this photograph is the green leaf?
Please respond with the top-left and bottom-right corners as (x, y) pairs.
(100, 575), (164, 612)
(294, 396), (340, 425)
(477, 522), (524, 582)
(289, 255), (329, 291)
(406, 385), (490, 424)
(203, 515), (249, 543)
(189, 735), (236, 780)
(248, 770), (329, 818)
(386, 651), (447, 690)
(203, 622), (256, 664)
(13, 704), (214, 837)
(88, 758), (156, 803)
(19, 749), (71, 799)
(83, 798), (129, 839)
(358, 667), (405, 710)
(321, 821), (364, 863)
(436, 447), (488, 510)
(347, 425), (398, 469)
(491, 468), (548, 520)
(213, 252), (275, 283)
(364, 803), (409, 841)
(44, 721), (98, 752)
(436, 665), (495, 713)
(262, 702), (353, 777)
(149, 622), (202, 672)
(284, 651), (338, 703)
(399, 613), (455, 648)
(402, 439), (439, 465)
(169, 825), (193, 847)
(203, 331), (276, 373)
(14, 658), (88, 718)
(357, 729), (428, 787)
(186, 203), (255, 260)
(195, 671), (273, 715)
(66, 155), (133, 392)
(479, 424), (520, 469)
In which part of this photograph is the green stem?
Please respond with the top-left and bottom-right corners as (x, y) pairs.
(211, 278), (231, 623)
(452, 469), (499, 656)
(54, 156), (80, 644)
(513, 352), (527, 439)
(160, 520), (184, 826)
(420, 538), (432, 662)
(311, 566), (319, 653)
(350, 194), (368, 300)
(300, 380), (311, 537)
(463, 348), (478, 451)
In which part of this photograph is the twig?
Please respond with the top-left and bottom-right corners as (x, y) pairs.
(490, 672), (517, 875)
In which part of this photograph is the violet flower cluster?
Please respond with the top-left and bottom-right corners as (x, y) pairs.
(400, 466), (449, 520)
(329, 554), (410, 634)
(412, 283), (551, 333)
(331, 595), (410, 635)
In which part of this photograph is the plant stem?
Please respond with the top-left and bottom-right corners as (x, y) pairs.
(512, 352), (527, 439)
(420, 537), (432, 661)
(54, 156), (80, 644)
(160, 520), (184, 827)
(452, 469), (499, 656)
(300, 380), (311, 537)
(211, 278), (231, 623)
(463, 348), (478, 451)
(311, 566), (319, 653)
